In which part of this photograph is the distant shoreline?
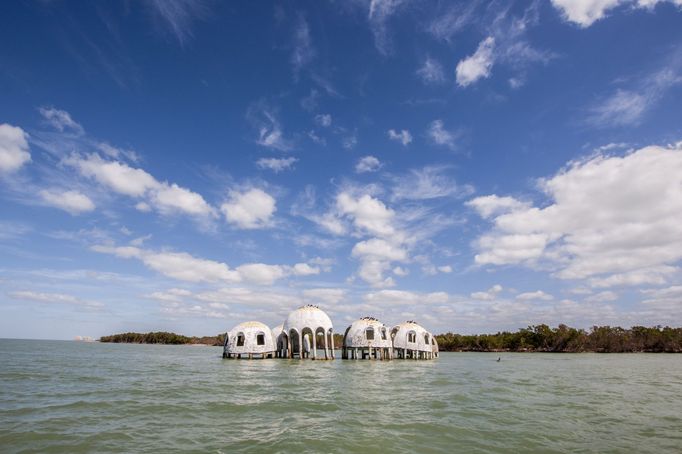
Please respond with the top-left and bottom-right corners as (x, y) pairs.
(99, 325), (682, 353)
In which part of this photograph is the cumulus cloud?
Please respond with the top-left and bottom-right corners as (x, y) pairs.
(467, 195), (530, 219)
(355, 156), (382, 173)
(589, 265), (678, 288)
(387, 129), (412, 146)
(92, 244), (322, 285)
(0, 124), (31, 173)
(38, 106), (84, 135)
(65, 153), (214, 218)
(427, 119), (459, 150)
(416, 57), (446, 85)
(39, 189), (95, 215)
(221, 188), (276, 229)
(552, 0), (682, 27)
(456, 37), (495, 87)
(516, 290), (554, 301)
(256, 157), (298, 173)
(336, 192), (396, 237)
(471, 143), (682, 284)
(303, 288), (346, 305)
(471, 284), (503, 301)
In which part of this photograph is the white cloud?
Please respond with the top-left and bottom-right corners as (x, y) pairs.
(588, 66), (682, 127)
(467, 195), (530, 219)
(0, 124), (31, 173)
(38, 106), (84, 135)
(391, 165), (474, 201)
(355, 156), (382, 173)
(67, 153), (158, 197)
(368, 0), (408, 55)
(314, 114), (332, 127)
(551, 0), (623, 27)
(437, 265), (453, 273)
(352, 238), (408, 262)
(39, 189), (95, 215)
(393, 266), (409, 276)
(291, 14), (315, 77)
(91, 244), (322, 286)
(235, 263), (286, 285)
(248, 102), (292, 151)
(336, 192), (396, 237)
(151, 183), (215, 217)
(516, 290), (554, 301)
(9, 290), (102, 308)
(364, 289), (450, 306)
(471, 284), (503, 301)
(552, 0), (682, 27)
(291, 263), (320, 276)
(427, 119), (459, 150)
(586, 290), (618, 302)
(66, 153), (214, 218)
(221, 188), (276, 229)
(256, 157), (298, 173)
(589, 266), (678, 288)
(387, 129), (412, 145)
(472, 143), (682, 283)
(416, 57), (446, 85)
(456, 37), (495, 87)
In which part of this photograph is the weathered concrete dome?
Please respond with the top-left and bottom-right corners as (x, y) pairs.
(283, 305), (333, 334)
(224, 321), (275, 358)
(343, 317), (392, 349)
(391, 321), (435, 353)
(280, 305), (335, 359)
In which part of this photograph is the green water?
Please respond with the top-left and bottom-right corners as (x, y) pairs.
(1, 340), (681, 453)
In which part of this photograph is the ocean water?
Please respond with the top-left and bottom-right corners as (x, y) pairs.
(1, 340), (681, 453)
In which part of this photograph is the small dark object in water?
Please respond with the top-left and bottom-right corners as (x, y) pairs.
(496, 357), (501, 362)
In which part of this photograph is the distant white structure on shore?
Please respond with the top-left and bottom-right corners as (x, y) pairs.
(223, 305), (438, 361)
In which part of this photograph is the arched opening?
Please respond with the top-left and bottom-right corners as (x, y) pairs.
(381, 328), (387, 340)
(236, 332), (245, 347)
(391, 327), (399, 340)
(407, 330), (416, 343)
(289, 329), (300, 357)
(280, 332), (289, 358)
(327, 328), (334, 360)
(302, 327), (314, 359)
(256, 332), (265, 346)
(424, 334), (430, 345)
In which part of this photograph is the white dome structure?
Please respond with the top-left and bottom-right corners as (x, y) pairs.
(280, 305), (334, 360)
(342, 317), (393, 360)
(390, 321), (438, 359)
(223, 321), (275, 359)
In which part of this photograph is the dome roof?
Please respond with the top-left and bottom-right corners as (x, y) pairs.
(391, 321), (435, 352)
(225, 320), (275, 354)
(271, 324), (284, 340)
(283, 305), (333, 334)
(343, 317), (392, 348)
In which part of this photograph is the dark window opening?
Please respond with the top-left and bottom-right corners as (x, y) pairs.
(237, 334), (245, 347)
(381, 328), (387, 340)
(257, 334), (265, 345)
(408, 332), (416, 343)
(366, 328), (374, 340)
(424, 334), (430, 344)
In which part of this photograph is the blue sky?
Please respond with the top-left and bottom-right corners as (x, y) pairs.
(1, 0), (682, 339)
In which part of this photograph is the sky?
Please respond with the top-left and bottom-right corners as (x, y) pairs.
(1, 0), (682, 340)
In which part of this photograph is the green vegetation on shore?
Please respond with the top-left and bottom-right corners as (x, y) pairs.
(436, 325), (682, 353)
(99, 325), (682, 352)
